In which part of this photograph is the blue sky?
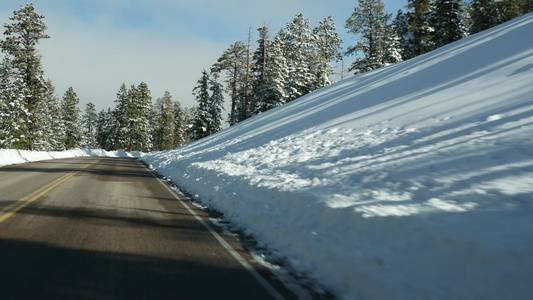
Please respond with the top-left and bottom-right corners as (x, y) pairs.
(0, 0), (406, 112)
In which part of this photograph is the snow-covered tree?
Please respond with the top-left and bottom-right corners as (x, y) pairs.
(1, 4), (50, 150)
(313, 16), (343, 88)
(345, 0), (399, 73)
(250, 26), (271, 116)
(393, 10), (412, 60)
(208, 72), (225, 134)
(113, 83), (129, 150)
(284, 13), (318, 101)
(0, 56), (27, 149)
(61, 87), (82, 149)
(255, 30), (289, 113)
(190, 70), (224, 140)
(212, 41), (246, 126)
(96, 108), (116, 151)
(82, 102), (98, 148)
(127, 82), (152, 152)
(172, 100), (192, 148)
(35, 79), (64, 151)
(190, 70), (212, 140)
(152, 91), (176, 151)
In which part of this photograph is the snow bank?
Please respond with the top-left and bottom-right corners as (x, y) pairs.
(0, 148), (141, 167)
(142, 14), (533, 299)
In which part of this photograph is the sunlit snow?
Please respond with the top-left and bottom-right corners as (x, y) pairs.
(142, 14), (533, 299)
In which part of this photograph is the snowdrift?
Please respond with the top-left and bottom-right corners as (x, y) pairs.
(143, 15), (533, 299)
(0, 148), (141, 167)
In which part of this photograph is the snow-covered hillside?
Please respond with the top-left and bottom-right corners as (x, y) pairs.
(148, 15), (532, 299)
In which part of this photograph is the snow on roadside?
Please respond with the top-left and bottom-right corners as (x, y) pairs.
(142, 15), (533, 299)
(0, 148), (141, 167)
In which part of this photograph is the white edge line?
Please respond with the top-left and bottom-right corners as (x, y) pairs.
(142, 164), (285, 300)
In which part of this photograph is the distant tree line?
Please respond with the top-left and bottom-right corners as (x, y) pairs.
(0, 4), (194, 152)
(2, 2), (531, 150)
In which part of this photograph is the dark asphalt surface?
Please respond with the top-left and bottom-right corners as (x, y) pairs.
(0, 157), (291, 299)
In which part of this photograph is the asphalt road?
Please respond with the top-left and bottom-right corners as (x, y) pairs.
(0, 157), (291, 299)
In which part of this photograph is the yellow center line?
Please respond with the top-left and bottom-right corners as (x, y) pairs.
(0, 161), (95, 224)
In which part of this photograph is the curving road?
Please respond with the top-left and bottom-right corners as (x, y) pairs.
(0, 157), (291, 299)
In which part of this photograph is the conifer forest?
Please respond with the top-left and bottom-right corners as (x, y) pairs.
(1, 1), (531, 151)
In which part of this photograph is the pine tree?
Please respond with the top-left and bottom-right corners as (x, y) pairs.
(208, 72), (225, 133)
(126, 82), (152, 152)
(499, 0), (526, 22)
(1, 4), (50, 150)
(82, 102), (98, 148)
(0, 56), (27, 149)
(407, 0), (434, 56)
(172, 100), (190, 148)
(254, 30), (289, 114)
(284, 13), (318, 101)
(61, 87), (82, 149)
(36, 79), (64, 151)
(238, 28), (254, 122)
(190, 70), (225, 140)
(345, 0), (397, 73)
(393, 10), (412, 59)
(212, 41), (247, 126)
(112, 83), (129, 150)
(469, 0), (531, 34)
(191, 70), (212, 140)
(152, 91), (176, 151)
(430, 0), (467, 48)
(96, 108), (116, 151)
(313, 16), (343, 88)
(250, 26), (271, 116)
(178, 106), (195, 146)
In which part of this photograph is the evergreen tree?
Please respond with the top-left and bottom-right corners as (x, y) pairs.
(407, 0), (433, 56)
(250, 26), (271, 116)
(393, 10), (412, 59)
(1, 4), (50, 150)
(191, 70), (212, 140)
(82, 102), (98, 148)
(127, 82), (152, 152)
(209, 72), (225, 134)
(254, 30), (289, 114)
(0, 56), (27, 149)
(190, 71), (224, 140)
(469, 0), (531, 34)
(113, 83), (129, 150)
(430, 0), (467, 48)
(61, 87), (82, 149)
(345, 0), (397, 73)
(36, 79), (64, 151)
(313, 16), (343, 88)
(499, 0), (527, 21)
(172, 100), (189, 148)
(96, 108), (116, 151)
(237, 28), (254, 123)
(212, 41), (247, 126)
(284, 13), (318, 101)
(469, 0), (501, 34)
(152, 91), (176, 151)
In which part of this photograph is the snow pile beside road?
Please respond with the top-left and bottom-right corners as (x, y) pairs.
(142, 15), (533, 300)
(0, 148), (141, 167)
